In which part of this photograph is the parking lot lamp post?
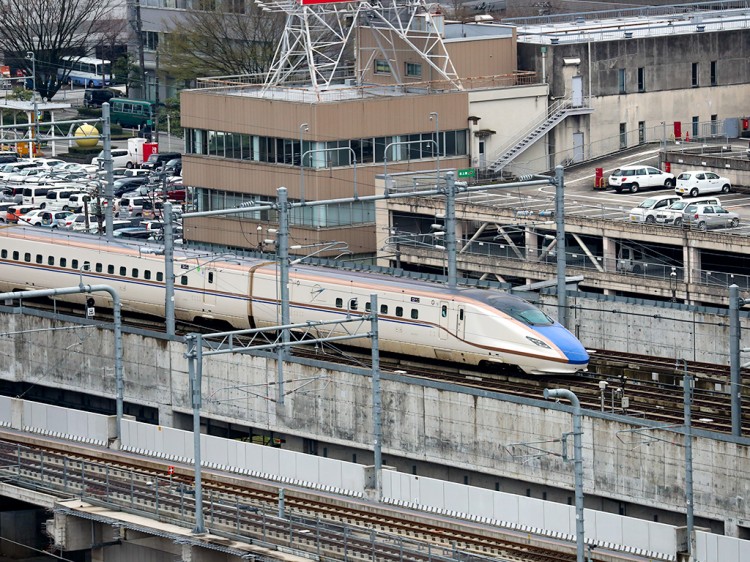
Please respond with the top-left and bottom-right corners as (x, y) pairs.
(25, 52), (37, 162)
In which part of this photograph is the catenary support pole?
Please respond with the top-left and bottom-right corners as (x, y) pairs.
(370, 294), (382, 500)
(164, 202), (175, 337)
(277, 187), (290, 404)
(683, 365), (694, 558)
(187, 333), (205, 534)
(444, 171), (457, 289)
(555, 165), (568, 328)
(102, 102), (114, 239)
(544, 388), (584, 562)
(729, 284), (743, 436)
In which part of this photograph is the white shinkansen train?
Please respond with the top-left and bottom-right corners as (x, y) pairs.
(0, 228), (589, 375)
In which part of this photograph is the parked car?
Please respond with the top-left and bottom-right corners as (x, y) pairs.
(65, 192), (93, 213)
(39, 187), (87, 211)
(0, 201), (17, 222)
(83, 88), (123, 108)
(655, 196), (721, 226)
(675, 171), (731, 197)
(6, 204), (36, 223)
(113, 176), (151, 197)
(628, 195), (682, 224)
(91, 148), (135, 169)
(112, 227), (153, 239)
(0, 162), (39, 182)
(141, 152), (181, 171)
(18, 209), (73, 228)
(608, 165), (675, 193)
(681, 204), (740, 231)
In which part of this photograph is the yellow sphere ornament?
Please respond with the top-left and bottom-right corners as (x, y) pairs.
(74, 123), (99, 147)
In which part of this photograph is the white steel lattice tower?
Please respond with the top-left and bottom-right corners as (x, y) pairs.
(257, 0), (463, 95)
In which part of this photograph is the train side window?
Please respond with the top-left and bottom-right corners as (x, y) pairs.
(132, 268), (139, 278)
(24, 253), (31, 262)
(441, 305), (447, 317)
(365, 302), (371, 312)
(108, 265), (114, 274)
(144, 270), (151, 280)
(12, 251), (18, 260)
(396, 306), (403, 317)
(35, 254), (42, 264)
(47, 256), (54, 266)
(411, 309), (418, 319)
(156, 272), (163, 282)
(60, 258), (66, 267)
(180, 275), (188, 285)
(208, 272), (214, 283)
(120, 266), (126, 276)
(380, 304), (388, 314)
(459, 309), (464, 320)
(72, 259), (78, 269)
(0, 249), (6, 258)
(350, 299), (358, 310)
(95, 263), (103, 273)
(336, 298), (343, 308)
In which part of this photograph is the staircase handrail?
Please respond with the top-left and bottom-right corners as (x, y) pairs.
(486, 96), (575, 168)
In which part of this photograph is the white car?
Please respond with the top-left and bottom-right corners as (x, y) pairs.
(92, 148), (135, 169)
(608, 165), (676, 194)
(675, 171), (731, 197)
(628, 194), (682, 224)
(655, 196), (721, 226)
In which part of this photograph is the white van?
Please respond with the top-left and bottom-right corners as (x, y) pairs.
(628, 194), (682, 223)
(21, 185), (51, 205)
(91, 148), (135, 169)
(40, 186), (87, 211)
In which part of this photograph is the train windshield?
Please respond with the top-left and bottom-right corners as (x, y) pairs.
(487, 296), (554, 326)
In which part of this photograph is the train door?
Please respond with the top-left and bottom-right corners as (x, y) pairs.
(456, 305), (466, 340)
(438, 301), (449, 340)
(203, 268), (217, 309)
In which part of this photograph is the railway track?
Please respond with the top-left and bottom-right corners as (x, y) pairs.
(0, 435), (581, 562)
(5, 300), (747, 433)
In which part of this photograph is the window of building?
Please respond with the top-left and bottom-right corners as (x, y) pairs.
(374, 60), (391, 74)
(710, 61), (717, 86)
(692, 116), (699, 137)
(710, 114), (718, 135)
(619, 123), (627, 149)
(617, 69), (626, 94)
(142, 31), (159, 52)
(637, 67), (645, 92)
(691, 63), (698, 87)
(405, 62), (422, 77)
(638, 121), (645, 144)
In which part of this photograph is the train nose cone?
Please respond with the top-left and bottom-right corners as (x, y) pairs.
(536, 325), (589, 365)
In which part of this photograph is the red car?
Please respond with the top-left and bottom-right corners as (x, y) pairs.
(166, 188), (186, 201)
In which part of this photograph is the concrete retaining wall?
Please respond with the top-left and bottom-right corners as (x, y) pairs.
(0, 303), (748, 539)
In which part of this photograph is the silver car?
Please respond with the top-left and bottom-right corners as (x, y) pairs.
(681, 204), (740, 231)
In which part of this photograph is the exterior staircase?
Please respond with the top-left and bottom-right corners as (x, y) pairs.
(486, 97), (594, 174)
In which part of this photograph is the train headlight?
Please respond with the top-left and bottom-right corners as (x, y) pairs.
(526, 336), (551, 349)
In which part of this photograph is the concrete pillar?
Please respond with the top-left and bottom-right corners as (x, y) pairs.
(602, 236), (616, 272)
(724, 518), (740, 538)
(525, 229), (539, 260)
(157, 404), (174, 428)
(10, 398), (23, 430)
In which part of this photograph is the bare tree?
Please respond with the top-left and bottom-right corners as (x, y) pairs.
(0, 0), (120, 100)
(160, 0), (285, 82)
